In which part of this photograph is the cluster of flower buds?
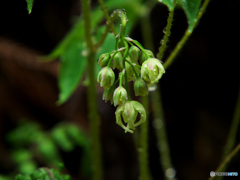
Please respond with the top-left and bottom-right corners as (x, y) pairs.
(97, 36), (165, 133)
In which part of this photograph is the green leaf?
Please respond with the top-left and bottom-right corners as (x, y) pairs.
(57, 39), (87, 104)
(180, 0), (202, 32)
(51, 126), (74, 152)
(158, 0), (175, 10)
(26, 0), (34, 14)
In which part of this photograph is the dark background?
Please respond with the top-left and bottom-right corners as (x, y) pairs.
(0, 0), (240, 180)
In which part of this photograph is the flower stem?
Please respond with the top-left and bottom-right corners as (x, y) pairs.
(208, 143), (240, 180)
(122, 39), (130, 100)
(95, 10), (118, 49)
(139, 95), (149, 180)
(129, 39), (150, 59)
(81, 0), (102, 180)
(119, 73), (123, 87)
(163, 0), (211, 70)
(107, 50), (118, 67)
(98, 0), (117, 35)
(157, 8), (174, 60)
(117, 10), (127, 39)
(125, 60), (139, 79)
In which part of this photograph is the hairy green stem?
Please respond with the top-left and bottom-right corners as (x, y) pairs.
(208, 143), (240, 180)
(163, 0), (211, 70)
(122, 39), (130, 100)
(81, 0), (102, 180)
(130, 39), (150, 59)
(98, 0), (117, 35)
(139, 96), (149, 180)
(157, 9), (174, 60)
(118, 10), (127, 39)
(95, 10), (118, 49)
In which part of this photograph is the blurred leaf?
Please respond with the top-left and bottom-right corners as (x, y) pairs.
(57, 39), (87, 104)
(36, 137), (61, 165)
(18, 161), (37, 175)
(158, 0), (174, 10)
(180, 0), (202, 32)
(26, 0), (34, 14)
(65, 124), (89, 147)
(51, 126), (74, 152)
(11, 149), (33, 164)
(15, 174), (32, 180)
(0, 175), (11, 180)
(6, 121), (40, 146)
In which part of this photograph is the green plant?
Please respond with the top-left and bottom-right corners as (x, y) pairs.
(19, 0), (240, 180)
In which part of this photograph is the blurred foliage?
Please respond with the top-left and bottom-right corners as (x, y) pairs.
(15, 166), (70, 180)
(1, 120), (90, 179)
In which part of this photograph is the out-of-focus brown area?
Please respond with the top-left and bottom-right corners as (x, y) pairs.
(0, 0), (240, 180)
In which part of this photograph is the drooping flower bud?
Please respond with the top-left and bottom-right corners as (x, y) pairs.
(123, 58), (141, 83)
(115, 101), (146, 133)
(102, 84), (116, 104)
(112, 52), (123, 71)
(98, 53), (110, 67)
(134, 78), (148, 96)
(97, 67), (115, 89)
(139, 50), (154, 64)
(128, 46), (140, 63)
(113, 86), (128, 106)
(141, 58), (165, 84)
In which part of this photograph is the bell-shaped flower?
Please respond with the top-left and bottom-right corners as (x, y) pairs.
(102, 84), (116, 104)
(123, 58), (141, 83)
(139, 50), (154, 64)
(134, 78), (148, 96)
(97, 67), (115, 89)
(112, 52), (123, 71)
(98, 53), (110, 68)
(128, 46), (140, 63)
(113, 86), (128, 106)
(141, 58), (165, 84)
(115, 101), (146, 133)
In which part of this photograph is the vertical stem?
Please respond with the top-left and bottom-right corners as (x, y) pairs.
(139, 96), (149, 180)
(81, 0), (102, 180)
(157, 9), (174, 60)
(154, 8), (175, 180)
(151, 86), (175, 180)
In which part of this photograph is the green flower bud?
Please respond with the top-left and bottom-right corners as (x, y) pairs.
(113, 86), (128, 106)
(140, 50), (154, 64)
(97, 67), (115, 89)
(113, 52), (123, 71)
(102, 84), (115, 104)
(134, 78), (148, 96)
(98, 53), (110, 67)
(128, 46), (140, 63)
(123, 58), (141, 83)
(141, 58), (165, 84)
(115, 101), (146, 133)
